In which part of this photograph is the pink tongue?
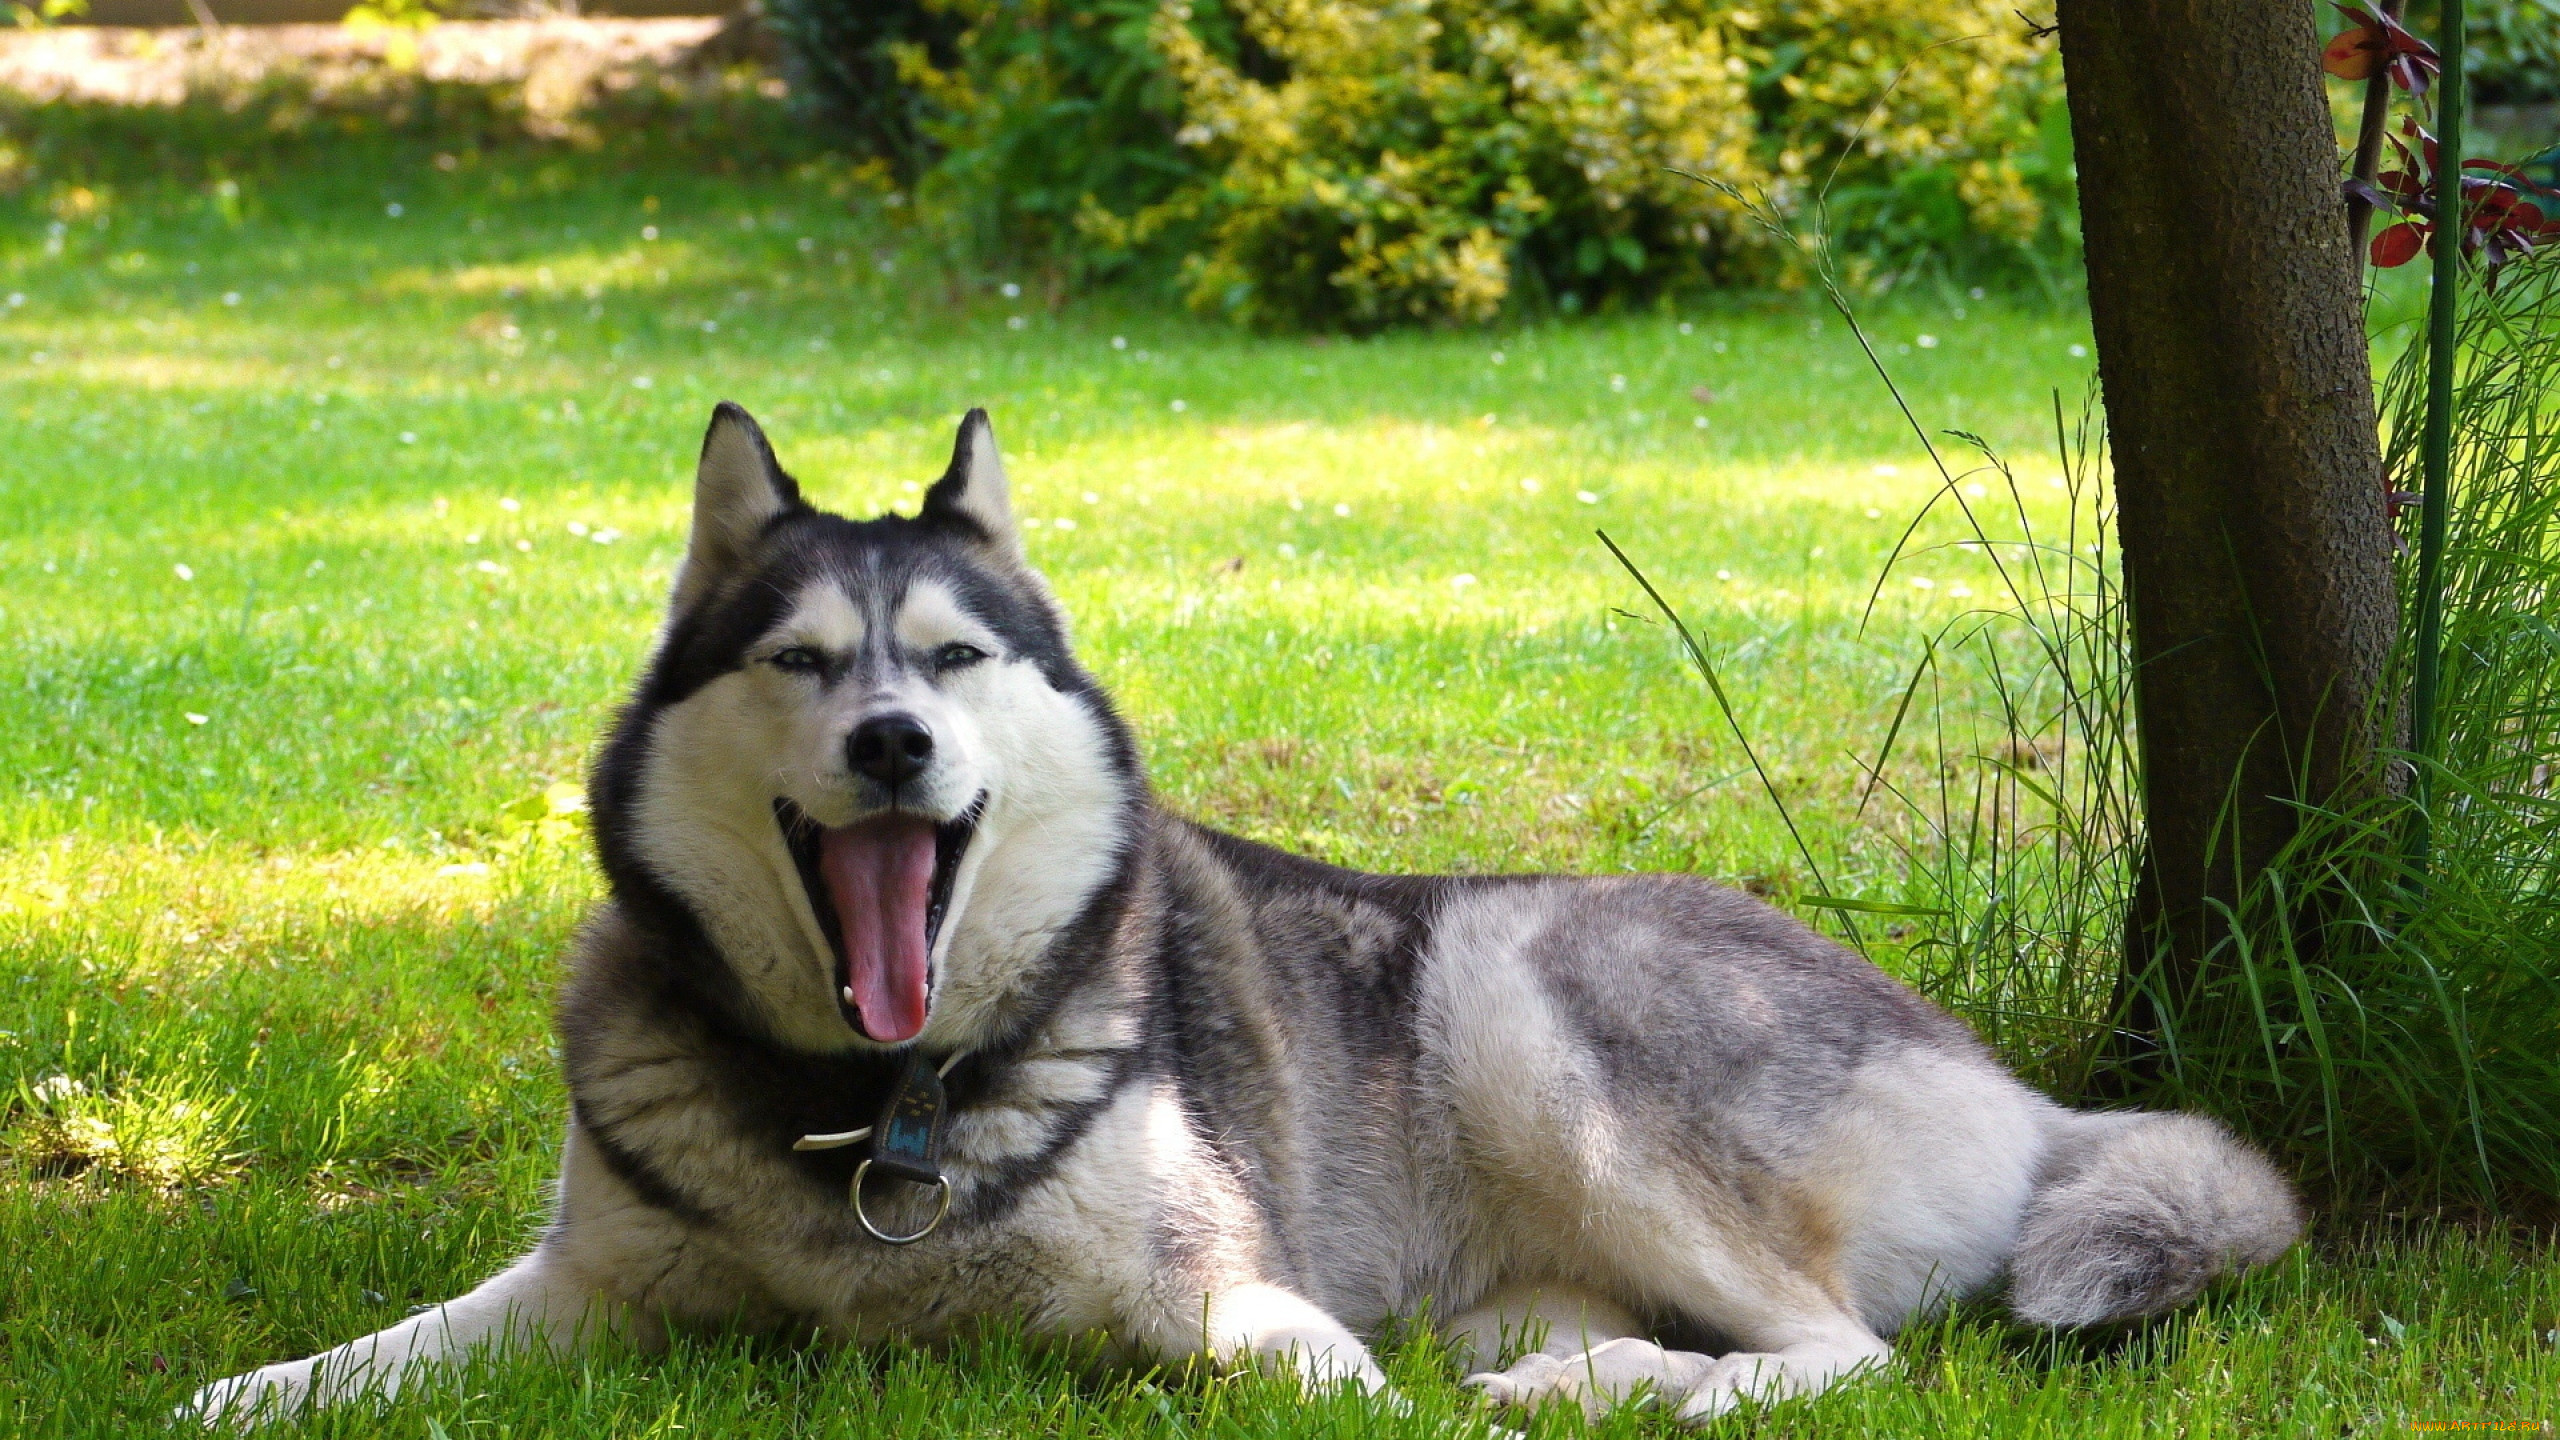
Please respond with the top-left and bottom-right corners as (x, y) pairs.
(818, 816), (938, 1043)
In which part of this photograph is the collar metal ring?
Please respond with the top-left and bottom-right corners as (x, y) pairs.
(850, 1157), (952, 1246)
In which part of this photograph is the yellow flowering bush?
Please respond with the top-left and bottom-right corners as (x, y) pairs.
(774, 0), (2071, 328)
(1731, 1), (2069, 283)
(1152, 0), (1759, 328)
(1152, 0), (2066, 327)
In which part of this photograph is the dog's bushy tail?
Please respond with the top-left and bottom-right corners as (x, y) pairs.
(2009, 1110), (2302, 1327)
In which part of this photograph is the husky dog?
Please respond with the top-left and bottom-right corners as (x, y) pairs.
(187, 405), (2301, 1427)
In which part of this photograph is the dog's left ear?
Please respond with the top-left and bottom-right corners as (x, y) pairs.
(919, 408), (1023, 561)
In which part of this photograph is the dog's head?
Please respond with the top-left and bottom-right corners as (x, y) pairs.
(593, 404), (1140, 1054)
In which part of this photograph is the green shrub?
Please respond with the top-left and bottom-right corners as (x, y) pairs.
(1735, 0), (2076, 294)
(1155, 0), (2071, 327)
(2401, 0), (2560, 106)
(761, 0), (968, 177)
(2474, 0), (2560, 105)
(1153, 0), (1760, 329)
(907, 0), (1208, 285)
(761, 0), (1206, 287)
(774, 0), (2071, 328)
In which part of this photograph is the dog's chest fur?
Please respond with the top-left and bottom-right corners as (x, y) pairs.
(553, 811), (1483, 1338)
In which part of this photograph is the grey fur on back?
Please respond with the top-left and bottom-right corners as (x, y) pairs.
(2010, 1111), (2303, 1327)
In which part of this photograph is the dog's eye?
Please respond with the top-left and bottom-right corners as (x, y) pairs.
(932, 642), (987, 672)
(770, 647), (823, 673)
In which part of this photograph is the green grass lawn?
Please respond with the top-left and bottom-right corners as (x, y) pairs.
(2, 133), (2554, 1436)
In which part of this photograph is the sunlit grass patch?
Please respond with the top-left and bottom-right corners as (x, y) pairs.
(0, 829), (578, 949)
(375, 242), (711, 302)
(14, 1059), (247, 1187)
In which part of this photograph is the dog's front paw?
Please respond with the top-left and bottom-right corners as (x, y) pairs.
(178, 1362), (313, 1430)
(1463, 1339), (1714, 1420)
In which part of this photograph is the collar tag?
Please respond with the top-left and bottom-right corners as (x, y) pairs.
(864, 1051), (948, 1187)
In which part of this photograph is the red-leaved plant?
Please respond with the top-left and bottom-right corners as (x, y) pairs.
(2322, 3), (2441, 94)
(2348, 118), (2560, 287)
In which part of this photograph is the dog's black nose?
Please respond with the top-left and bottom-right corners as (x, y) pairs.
(848, 713), (934, 786)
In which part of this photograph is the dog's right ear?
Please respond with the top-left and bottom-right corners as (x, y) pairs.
(673, 402), (804, 613)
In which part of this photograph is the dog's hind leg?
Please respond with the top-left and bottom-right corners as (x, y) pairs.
(1458, 1143), (1891, 1422)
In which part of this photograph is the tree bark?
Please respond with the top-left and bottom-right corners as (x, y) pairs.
(2055, 1), (2398, 1042)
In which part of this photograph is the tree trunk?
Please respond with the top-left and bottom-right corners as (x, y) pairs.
(2054, 1), (2398, 1046)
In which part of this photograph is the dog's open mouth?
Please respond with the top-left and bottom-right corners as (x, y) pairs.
(777, 796), (982, 1044)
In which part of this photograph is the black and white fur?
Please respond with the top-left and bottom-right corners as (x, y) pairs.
(185, 406), (2302, 1426)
